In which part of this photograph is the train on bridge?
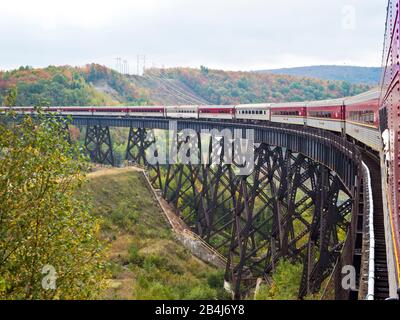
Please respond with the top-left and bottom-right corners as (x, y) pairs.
(0, 88), (382, 152)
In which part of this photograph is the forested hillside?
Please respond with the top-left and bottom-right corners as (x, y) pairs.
(0, 64), (372, 106)
(149, 67), (372, 104)
(0, 65), (149, 106)
(262, 65), (381, 85)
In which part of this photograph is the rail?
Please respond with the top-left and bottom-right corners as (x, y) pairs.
(362, 161), (375, 300)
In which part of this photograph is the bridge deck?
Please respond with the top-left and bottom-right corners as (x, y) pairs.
(362, 152), (389, 299)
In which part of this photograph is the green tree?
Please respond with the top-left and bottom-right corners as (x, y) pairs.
(200, 65), (209, 75)
(52, 74), (69, 86)
(255, 260), (303, 300)
(0, 112), (106, 299)
(237, 77), (250, 90)
(341, 81), (351, 96)
(4, 86), (17, 107)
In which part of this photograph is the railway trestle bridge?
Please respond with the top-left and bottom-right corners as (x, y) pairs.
(66, 116), (379, 300)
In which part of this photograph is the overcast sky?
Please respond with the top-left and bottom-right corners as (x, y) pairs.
(0, 0), (387, 73)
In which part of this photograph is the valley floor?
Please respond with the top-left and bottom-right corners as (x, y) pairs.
(81, 167), (228, 300)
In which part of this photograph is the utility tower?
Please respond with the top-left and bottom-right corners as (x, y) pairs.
(137, 55), (146, 76)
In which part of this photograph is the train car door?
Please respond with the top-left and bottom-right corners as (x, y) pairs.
(341, 103), (346, 137)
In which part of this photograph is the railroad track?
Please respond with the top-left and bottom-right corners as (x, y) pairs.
(362, 152), (390, 299)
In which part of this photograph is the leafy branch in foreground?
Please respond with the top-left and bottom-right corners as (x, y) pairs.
(0, 112), (106, 299)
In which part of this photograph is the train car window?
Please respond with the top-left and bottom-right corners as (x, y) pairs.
(349, 110), (375, 124)
(309, 111), (332, 118)
(272, 110), (300, 116)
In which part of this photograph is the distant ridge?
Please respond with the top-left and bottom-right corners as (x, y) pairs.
(259, 65), (382, 85)
(0, 64), (373, 106)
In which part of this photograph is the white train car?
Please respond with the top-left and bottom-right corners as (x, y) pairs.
(270, 102), (307, 125)
(59, 106), (95, 116)
(165, 106), (198, 119)
(0, 106), (35, 114)
(306, 98), (345, 133)
(235, 103), (271, 121)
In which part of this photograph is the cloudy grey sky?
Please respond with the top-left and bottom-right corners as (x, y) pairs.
(0, 0), (387, 72)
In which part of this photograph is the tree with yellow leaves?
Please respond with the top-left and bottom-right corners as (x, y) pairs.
(0, 110), (106, 299)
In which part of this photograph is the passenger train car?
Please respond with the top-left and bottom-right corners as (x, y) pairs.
(270, 102), (307, 126)
(307, 97), (345, 134)
(378, 0), (400, 298)
(345, 90), (381, 151)
(165, 106), (197, 119)
(235, 103), (270, 122)
(198, 105), (235, 120)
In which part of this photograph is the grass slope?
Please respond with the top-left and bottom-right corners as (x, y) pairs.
(79, 167), (227, 300)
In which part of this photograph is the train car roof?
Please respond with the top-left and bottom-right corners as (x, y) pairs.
(270, 101), (307, 108)
(344, 88), (380, 104)
(235, 103), (271, 109)
(165, 105), (198, 109)
(198, 105), (235, 108)
(125, 105), (164, 108)
(307, 97), (344, 107)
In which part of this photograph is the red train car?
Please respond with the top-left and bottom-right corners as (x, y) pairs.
(198, 105), (235, 120)
(127, 106), (165, 117)
(307, 98), (345, 133)
(345, 90), (381, 151)
(379, 0), (400, 298)
(270, 102), (307, 125)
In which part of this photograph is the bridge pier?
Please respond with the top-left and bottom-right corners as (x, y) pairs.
(61, 121), (71, 144)
(132, 131), (354, 299)
(126, 127), (155, 166)
(84, 125), (114, 166)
